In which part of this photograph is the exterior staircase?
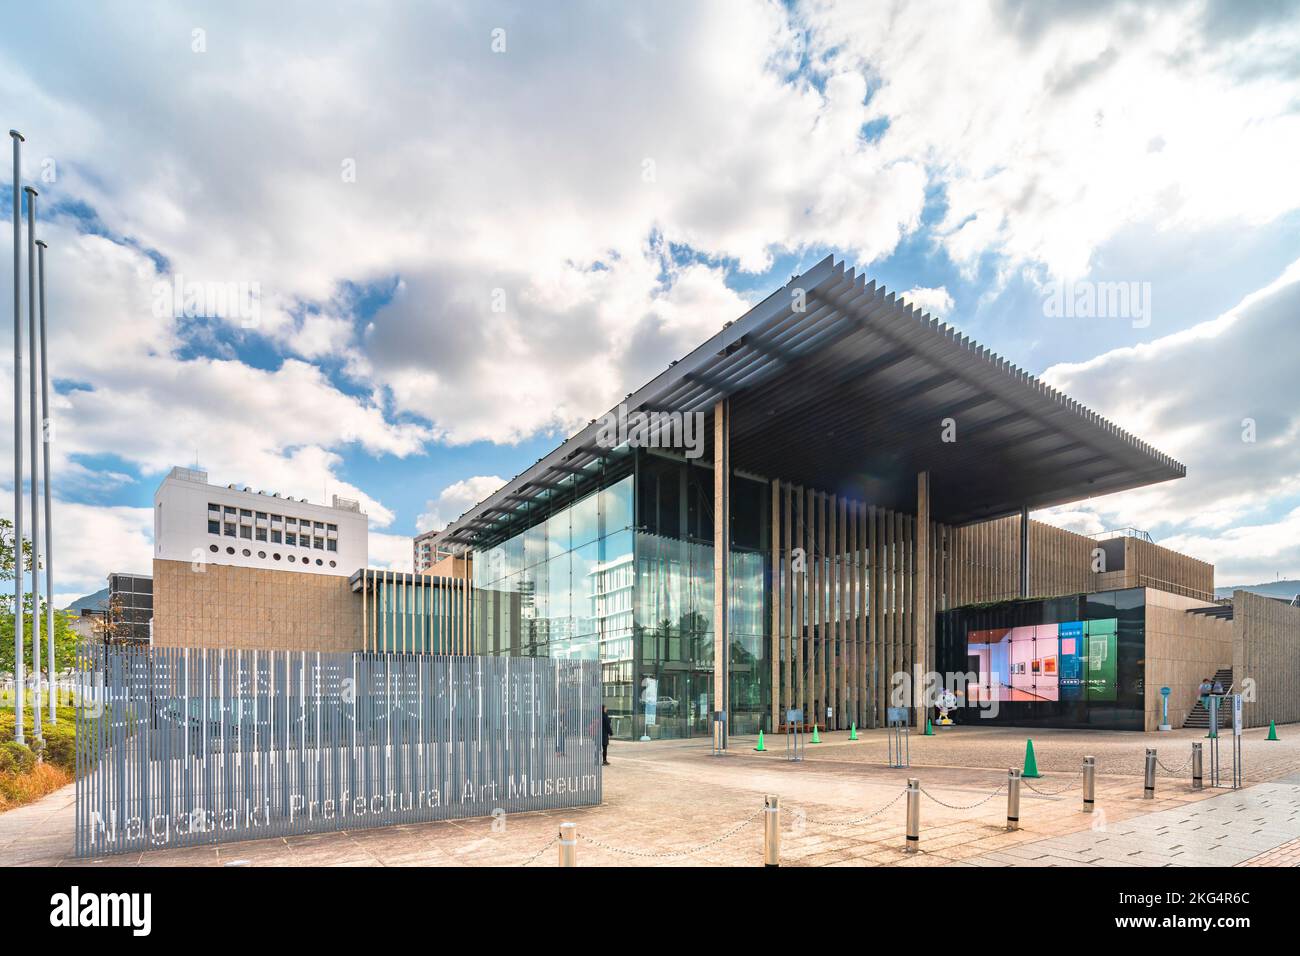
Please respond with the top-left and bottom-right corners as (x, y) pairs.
(1182, 667), (1234, 729)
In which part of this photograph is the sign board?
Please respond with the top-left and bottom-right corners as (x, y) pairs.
(1232, 693), (1243, 737)
(887, 706), (908, 725)
(786, 708), (803, 724)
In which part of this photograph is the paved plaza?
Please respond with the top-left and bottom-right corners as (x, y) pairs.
(2, 725), (1297, 867)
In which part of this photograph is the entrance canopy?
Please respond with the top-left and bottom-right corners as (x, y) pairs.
(443, 256), (1183, 547)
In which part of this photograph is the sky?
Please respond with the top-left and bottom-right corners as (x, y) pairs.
(0, 0), (1298, 606)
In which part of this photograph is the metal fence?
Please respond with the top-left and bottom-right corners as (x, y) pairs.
(75, 644), (602, 857)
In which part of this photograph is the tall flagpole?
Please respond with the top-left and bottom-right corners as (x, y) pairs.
(9, 130), (23, 745)
(37, 238), (54, 722)
(23, 185), (40, 740)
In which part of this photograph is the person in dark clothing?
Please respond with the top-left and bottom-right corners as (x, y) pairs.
(600, 706), (613, 766)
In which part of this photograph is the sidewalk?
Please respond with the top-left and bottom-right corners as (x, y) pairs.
(3, 726), (1296, 867)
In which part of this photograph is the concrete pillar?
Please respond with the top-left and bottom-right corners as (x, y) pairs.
(713, 399), (730, 749)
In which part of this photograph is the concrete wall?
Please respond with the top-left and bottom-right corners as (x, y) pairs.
(152, 558), (362, 651)
(155, 467), (367, 578)
(1233, 590), (1300, 728)
(1143, 588), (1232, 732)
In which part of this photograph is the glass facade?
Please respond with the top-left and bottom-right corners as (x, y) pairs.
(472, 448), (772, 740)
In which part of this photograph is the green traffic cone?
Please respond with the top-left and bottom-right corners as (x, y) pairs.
(924, 718), (934, 736)
(1022, 739), (1042, 778)
(754, 730), (766, 752)
(1267, 720), (1279, 741)
(810, 724), (821, 743)
(849, 722), (858, 741)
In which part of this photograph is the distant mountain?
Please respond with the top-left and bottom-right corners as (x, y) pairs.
(1215, 580), (1300, 601)
(63, 587), (109, 614)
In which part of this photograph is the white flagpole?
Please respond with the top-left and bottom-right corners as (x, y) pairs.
(9, 130), (24, 744)
(37, 238), (54, 722)
(23, 185), (40, 740)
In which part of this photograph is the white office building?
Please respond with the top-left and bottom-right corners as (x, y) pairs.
(154, 466), (368, 577)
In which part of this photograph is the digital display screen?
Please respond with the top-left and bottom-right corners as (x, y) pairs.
(966, 618), (1117, 703)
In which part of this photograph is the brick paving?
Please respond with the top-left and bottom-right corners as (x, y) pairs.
(2, 724), (1296, 867)
(1237, 836), (1300, 866)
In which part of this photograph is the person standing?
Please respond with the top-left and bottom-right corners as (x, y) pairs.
(601, 705), (613, 766)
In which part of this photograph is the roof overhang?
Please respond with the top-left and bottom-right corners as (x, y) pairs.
(442, 256), (1185, 548)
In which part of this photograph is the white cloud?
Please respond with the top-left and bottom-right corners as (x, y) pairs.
(368, 531), (414, 573)
(0, 0), (1296, 594)
(0, 496), (153, 605)
(1037, 256), (1300, 584)
(802, 0), (1300, 279)
(901, 286), (954, 318)
(417, 476), (507, 533)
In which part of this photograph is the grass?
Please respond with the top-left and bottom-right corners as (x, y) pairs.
(0, 700), (77, 812)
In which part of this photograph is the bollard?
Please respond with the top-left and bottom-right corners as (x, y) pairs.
(763, 794), (781, 867)
(904, 778), (920, 853)
(1192, 742), (1203, 790)
(558, 822), (577, 867)
(1143, 749), (1156, 800)
(1082, 755), (1096, 813)
(1006, 767), (1022, 831)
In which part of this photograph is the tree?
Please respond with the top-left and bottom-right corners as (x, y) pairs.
(0, 599), (79, 677)
(0, 517), (33, 582)
(88, 592), (136, 647)
(0, 517), (79, 676)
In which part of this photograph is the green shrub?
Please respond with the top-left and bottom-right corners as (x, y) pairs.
(0, 740), (36, 775)
(41, 729), (76, 773)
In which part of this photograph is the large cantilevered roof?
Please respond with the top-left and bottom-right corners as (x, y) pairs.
(442, 256), (1184, 548)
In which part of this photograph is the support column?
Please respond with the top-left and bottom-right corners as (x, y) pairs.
(712, 399), (730, 749)
(1019, 505), (1030, 598)
(915, 472), (931, 727)
(770, 479), (780, 735)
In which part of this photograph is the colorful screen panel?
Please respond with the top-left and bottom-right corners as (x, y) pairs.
(966, 618), (1117, 703)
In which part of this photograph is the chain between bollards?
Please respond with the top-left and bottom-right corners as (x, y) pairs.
(1143, 748), (1156, 800)
(763, 794), (780, 867)
(1006, 767), (1021, 831)
(1082, 755), (1096, 812)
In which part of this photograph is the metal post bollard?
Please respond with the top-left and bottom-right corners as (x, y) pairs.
(763, 794), (780, 867)
(558, 822), (577, 867)
(1192, 742), (1203, 790)
(1143, 749), (1156, 800)
(1006, 767), (1021, 831)
(904, 778), (920, 853)
(1082, 755), (1096, 813)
